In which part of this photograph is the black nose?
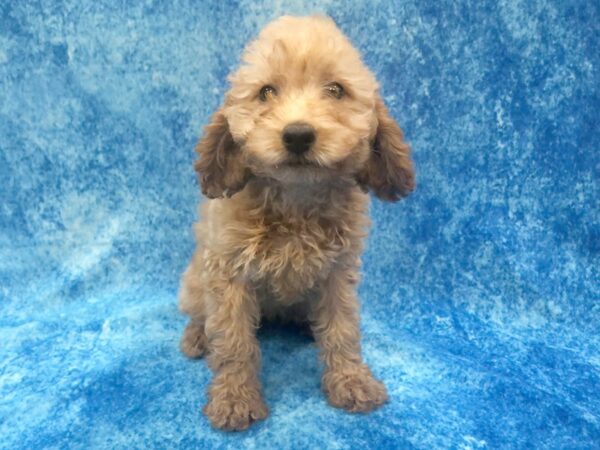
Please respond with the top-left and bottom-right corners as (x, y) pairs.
(282, 122), (316, 155)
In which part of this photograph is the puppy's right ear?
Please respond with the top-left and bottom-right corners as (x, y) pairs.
(194, 108), (249, 199)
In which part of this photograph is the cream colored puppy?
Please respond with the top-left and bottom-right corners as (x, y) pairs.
(179, 15), (415, 431)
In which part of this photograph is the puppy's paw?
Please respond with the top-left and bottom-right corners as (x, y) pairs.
(323, 365), (388, 413)
(204, 385), (268, 431)
(180, 321), (207, 358)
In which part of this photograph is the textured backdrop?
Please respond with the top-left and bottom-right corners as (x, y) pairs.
(1, 1), (599, 449)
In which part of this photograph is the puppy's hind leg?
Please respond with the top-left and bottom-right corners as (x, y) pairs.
(179, 257), (208, 359)
(181, 319), (207, 359)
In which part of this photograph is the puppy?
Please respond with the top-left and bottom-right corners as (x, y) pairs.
(179, 15), (415, 431)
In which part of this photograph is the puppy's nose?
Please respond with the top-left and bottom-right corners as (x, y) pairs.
(282, 122), (316, 155)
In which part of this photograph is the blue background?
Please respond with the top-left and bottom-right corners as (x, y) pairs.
(1, 1), (599, 449)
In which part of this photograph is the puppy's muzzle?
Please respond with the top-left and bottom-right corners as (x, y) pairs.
(282, 122), (316, 155)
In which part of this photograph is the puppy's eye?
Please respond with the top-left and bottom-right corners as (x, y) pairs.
(324, 82), (344, 99)
(259, 85), (277, 101)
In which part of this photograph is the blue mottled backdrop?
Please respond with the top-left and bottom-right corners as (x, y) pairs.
(1, 1), (599, 449)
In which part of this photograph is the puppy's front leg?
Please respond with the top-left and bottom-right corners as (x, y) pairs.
(310, 266), (388, 412)
(203, 278), (267, 430)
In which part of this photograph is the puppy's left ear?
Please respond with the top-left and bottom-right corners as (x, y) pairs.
(357, 96), (416, 201)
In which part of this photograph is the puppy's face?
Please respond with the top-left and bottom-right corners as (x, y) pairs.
(224, 16), (378, 184)
(196, 16), (415, 201)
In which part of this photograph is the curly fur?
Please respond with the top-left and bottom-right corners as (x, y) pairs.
(179, 15), (415, 431)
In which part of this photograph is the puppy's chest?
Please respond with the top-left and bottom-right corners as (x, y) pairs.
(243, 217), (349, 298)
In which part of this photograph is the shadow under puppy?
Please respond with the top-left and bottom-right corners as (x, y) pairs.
(179, 15), (415, 431)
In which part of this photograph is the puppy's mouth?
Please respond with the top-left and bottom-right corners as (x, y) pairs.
(283, 156), (320, 168)
(286, 160), (315, 168)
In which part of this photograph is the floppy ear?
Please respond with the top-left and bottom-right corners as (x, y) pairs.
(194, 108), (250, 199)
(357, 97), (416, 201)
